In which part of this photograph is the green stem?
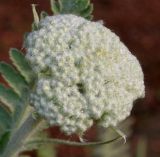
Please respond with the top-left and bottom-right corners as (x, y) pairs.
(2, 114), (40, 157)
(26, 136), (122, 147)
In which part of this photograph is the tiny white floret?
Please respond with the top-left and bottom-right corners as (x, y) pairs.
(25, 14), (145, 135)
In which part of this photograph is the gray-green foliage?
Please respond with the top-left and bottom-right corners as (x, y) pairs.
(50, 0), (93, 19)
(0, 48), (48, 156)
(31, 0), (93, 32)
(0, 104), (12, 132)
(0, 131), (10, 153)
(0, 62), (28, 96)
(0, 84), (25, 126)
(9, 48), (35, 85)
(0, 48), (36, 155)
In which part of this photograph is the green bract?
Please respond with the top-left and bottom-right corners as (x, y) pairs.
(50, 0), (93, 19)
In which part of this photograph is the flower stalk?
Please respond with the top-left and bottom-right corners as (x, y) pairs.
(2, 114), (41, 157)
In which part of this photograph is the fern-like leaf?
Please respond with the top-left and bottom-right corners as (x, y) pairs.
(50, 0), (93, 20)
(0, 84), (23, 112)
(9, 48), (35, 85)
(0, 131), (10, 154)
(50, 0), (61, 14)
(0, 105), (12, 132)
(0, 62), (28, 96)
(0, 85), (31, 129)
(80, 4), (93, 19)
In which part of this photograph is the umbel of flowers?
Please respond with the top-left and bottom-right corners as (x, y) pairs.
(25, 14), (145, 136)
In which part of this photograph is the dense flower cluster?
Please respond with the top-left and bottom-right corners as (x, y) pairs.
(25, 14), (145, 135)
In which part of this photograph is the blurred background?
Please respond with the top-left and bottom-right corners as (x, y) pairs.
(0, 0), (160, 157)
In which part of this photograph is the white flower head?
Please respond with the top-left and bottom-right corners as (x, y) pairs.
(25, 14), (145, 135)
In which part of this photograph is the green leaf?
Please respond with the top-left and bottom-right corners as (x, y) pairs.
(0, 62), (28, 96)
(50, 0), (93, 19)
(0, 131), (10, 154)
(9, 48), (35, 85)
(0, 105), (12, 131)
(0, 121), (4, 136)
(40, 11), (48, 19)
(50, 0), (61, 14)
(80, 4), (93, 19)
(0, 84), (27, 127)
(0, 84), (23, 112)
(60, 0), (89, 13)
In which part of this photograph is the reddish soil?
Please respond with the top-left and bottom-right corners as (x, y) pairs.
(0, 0), (160, 157)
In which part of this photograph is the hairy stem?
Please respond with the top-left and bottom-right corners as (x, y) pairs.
(26, 136), (121, 147)
(2, 113), (41, 157)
